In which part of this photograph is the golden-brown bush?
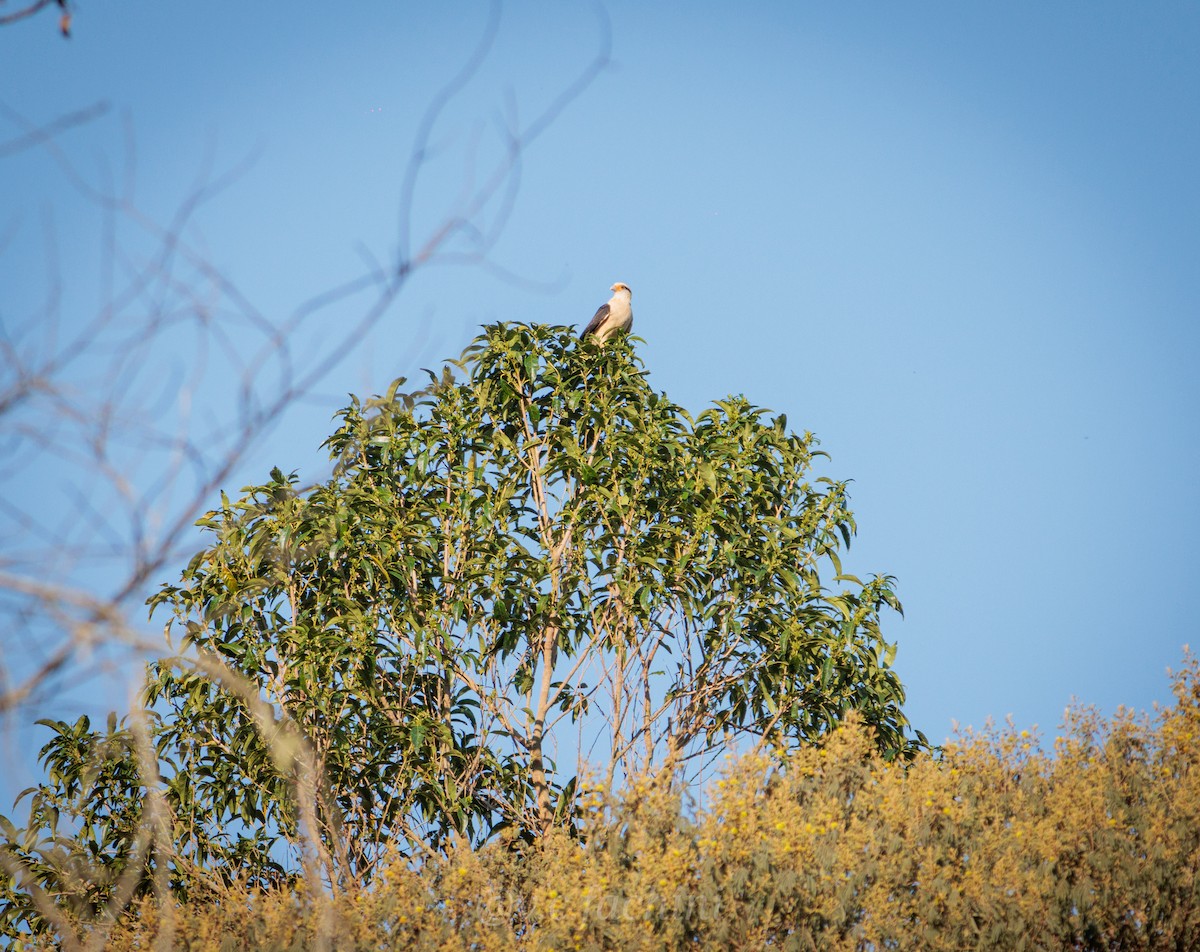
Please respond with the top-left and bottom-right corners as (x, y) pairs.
(24, 655), (1200, 951)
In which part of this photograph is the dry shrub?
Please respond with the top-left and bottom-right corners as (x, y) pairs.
(68, 656), (1200, 950)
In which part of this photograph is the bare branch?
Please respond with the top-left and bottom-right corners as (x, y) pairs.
(0, 101), (107, 157)
(0, 0), (60, 29)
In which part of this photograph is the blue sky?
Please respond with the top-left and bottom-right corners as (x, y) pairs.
(2, 2), (1198, 791)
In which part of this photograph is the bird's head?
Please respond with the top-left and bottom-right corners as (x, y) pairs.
(611, 282), (631, 296)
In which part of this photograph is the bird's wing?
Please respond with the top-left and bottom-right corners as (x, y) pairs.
(581, 303), (611, 337)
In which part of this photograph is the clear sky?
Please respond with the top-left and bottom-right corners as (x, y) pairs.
(2, 2), (1198, 787)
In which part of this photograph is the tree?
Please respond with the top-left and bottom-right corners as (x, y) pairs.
(1, 323), (923, 940)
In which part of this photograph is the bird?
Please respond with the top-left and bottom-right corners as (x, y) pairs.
(581, 283), (633, 343)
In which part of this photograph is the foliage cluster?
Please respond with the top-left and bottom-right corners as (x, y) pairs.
(18, 653), (1197, 951)
(1, 325), (918, 941)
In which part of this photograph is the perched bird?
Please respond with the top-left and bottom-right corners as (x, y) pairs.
(581, 283), (633, 343)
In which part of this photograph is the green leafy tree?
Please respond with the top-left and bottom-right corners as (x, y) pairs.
(1, 324), (921, 938)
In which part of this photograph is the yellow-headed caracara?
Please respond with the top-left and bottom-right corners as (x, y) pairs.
(581, 283), (633, 343)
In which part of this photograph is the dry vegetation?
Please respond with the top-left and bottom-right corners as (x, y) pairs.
(22, 654), (1194, 952)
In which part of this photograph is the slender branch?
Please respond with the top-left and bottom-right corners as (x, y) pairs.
(0, 0), (59, 28)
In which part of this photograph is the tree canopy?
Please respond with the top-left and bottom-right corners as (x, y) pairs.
(1, 324), (921, 937)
